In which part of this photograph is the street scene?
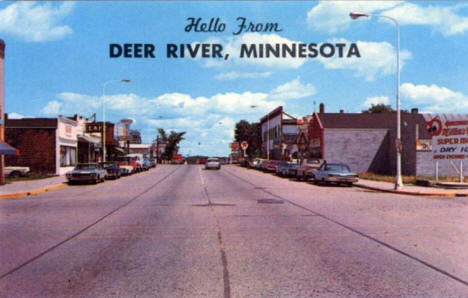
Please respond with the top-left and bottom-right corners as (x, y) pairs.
(2, 1), (468, 297)
(2, 165), (468, 297)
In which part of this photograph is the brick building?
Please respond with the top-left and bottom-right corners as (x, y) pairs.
(307, 104), (432, 175)
(5, 115), (82, 174)
(5, 115), (120, 175)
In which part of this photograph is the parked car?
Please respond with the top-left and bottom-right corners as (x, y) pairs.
(66, 163), (107, 184)
(116, 156), (138, 173)
(286, 162), (299, 178)
(205, 157), (221, 170)
(149, 158), (157, 168)
(296, 158), (325, 181)
(99, 162), (121, 179)
(263, 160), (281, 172)
(275, 161), (290, 177)
(142, 158), (152, 170)
(118, 165), (133, 176)
(4, 166), (30, 178)
(126, 154), (145, 172)
(311, 163), (358, 186)
(251, 158), (264, 170)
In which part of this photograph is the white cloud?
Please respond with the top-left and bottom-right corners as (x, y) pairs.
(363, 96), (389, 108)
(39, 79), (319, 155)
(318, 38), (411, 81)
(40, 100), (62, 115)
(401, 83), (468, 113)
(307, 1), (468, 36)
(270, 78), (316, 100)
(215, 71), (272, 81)
(401, 83), (464, 103)
(7, 112), (31, 119)
(383, 3), (468, 36)
(0, 2), (74, 42)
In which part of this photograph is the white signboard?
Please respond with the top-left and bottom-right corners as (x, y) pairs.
(423, 114), (468, 160)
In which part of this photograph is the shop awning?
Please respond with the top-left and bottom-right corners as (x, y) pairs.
(114, 147), (126, 154)
(0, 141), (19, 155)
(78, 135), (101, 144)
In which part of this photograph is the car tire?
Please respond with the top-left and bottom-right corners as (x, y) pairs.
(9, 171), (21, 178)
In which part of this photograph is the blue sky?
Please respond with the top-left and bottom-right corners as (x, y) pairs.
(1, 1), (468, 156)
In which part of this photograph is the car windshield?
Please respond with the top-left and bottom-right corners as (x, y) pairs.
(100, 163), (116, 168)
(324, 164), (351, 172)
(75, 164), (98, 170)
(207, 158), (219, 162)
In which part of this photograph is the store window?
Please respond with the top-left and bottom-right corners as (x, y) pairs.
(60, 146), (77, 167)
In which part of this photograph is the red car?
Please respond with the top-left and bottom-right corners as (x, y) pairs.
(262, 160), (281, 172)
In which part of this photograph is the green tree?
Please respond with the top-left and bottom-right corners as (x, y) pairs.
(362, 104), (395, 113)
(157, 128), (186, 160)
(234, 120), (261, 158)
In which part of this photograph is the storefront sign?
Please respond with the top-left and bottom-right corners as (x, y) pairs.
(86, 123), (103, 133)
(424, 114), (468, 159)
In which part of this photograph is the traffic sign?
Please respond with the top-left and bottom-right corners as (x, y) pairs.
(241, 141), (248, 150)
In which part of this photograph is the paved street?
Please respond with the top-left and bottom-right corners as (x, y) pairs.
(1, 165), (468, 297)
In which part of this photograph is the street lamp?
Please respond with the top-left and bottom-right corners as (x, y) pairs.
(102, 79), (130, 162)
(350, 12), (403, 190)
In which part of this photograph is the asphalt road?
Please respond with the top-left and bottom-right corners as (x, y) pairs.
(1, 165), (468, 297)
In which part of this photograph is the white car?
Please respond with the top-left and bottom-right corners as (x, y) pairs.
(119, 165), (134, 175)
(4, 166), (30, 177)
(205, 158), (221, 170)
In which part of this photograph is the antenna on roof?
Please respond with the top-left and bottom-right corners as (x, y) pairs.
(313, 100), (316, 113)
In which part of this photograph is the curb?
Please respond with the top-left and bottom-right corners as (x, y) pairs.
(0, 183), (68, 200)
(355, 183), (468, 197)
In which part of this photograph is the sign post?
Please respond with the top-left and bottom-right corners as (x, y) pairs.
(241, 141), (248, 158)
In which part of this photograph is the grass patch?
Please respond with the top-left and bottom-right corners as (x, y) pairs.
(358, 172), (468, 184)
(358, 173), (418, 184)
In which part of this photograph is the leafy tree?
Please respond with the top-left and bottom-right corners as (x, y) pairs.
(362, 104), (395, 113)
(234, 120), (261, 158)
(156, 128), (186, 160)
(362, 104), (409, 114)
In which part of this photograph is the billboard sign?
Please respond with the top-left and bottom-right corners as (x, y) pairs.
(423, 114), (468, 159)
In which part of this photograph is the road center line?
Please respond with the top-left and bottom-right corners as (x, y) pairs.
(199, 167), (231, 298)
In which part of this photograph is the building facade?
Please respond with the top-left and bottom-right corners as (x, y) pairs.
(260, 106), (299, 160)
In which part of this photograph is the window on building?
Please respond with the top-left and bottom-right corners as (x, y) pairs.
(60, 146), (77, 167)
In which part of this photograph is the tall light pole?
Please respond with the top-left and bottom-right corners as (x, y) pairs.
(102, 79), (130, 162)
(350, 12), (403, 189)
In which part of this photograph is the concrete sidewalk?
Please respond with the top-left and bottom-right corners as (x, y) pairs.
(356, 179), (468, 197)
(0, 175), (67, 199)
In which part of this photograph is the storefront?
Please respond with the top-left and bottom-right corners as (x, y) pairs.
(56, 116), (80, 175)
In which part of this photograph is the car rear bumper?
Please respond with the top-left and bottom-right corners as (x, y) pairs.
(326, 177), (358, 183)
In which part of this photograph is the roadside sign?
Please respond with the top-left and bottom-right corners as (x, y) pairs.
(230, 142), (239, 151)
(423, 114), (468, 159)
(241, 141), (248, 150)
